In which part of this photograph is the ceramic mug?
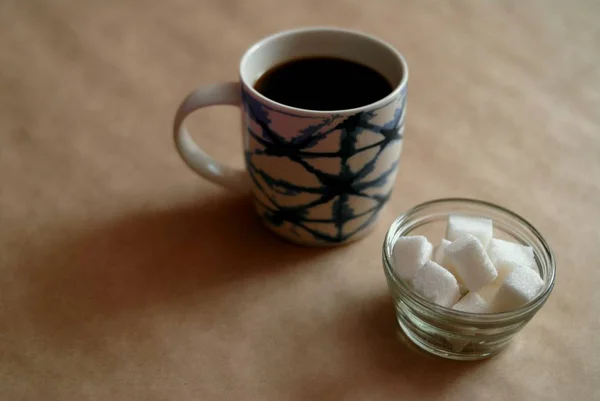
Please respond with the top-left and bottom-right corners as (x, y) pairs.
(173, 27), (408, 246)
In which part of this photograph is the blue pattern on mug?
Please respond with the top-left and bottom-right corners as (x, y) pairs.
(242, 89), (407, 244)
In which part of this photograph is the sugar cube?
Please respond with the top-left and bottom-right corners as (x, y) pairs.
(411, 260), (461, 308)
(475, 260), (520, 305)
(433, 239), (449, 262)
(446, 215), (493, 248)
(452, 292), (491, 313)
(433, 239), (468, 294)
(477, 282), (501, 304)
(392, 235), (433, 281)
(445, 234), (498, 292)
(495, 259), (521, 282)
(487, 238), (536, 271)
(493, 264), (544, 312)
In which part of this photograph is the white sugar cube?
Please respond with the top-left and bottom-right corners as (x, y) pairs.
(452, 292), (491, 313)
(487, 238), (536, 271)
(446, 215), (493, 248)
(445, 234), (498, 292)
(433, 238), (451, 264)
(493, 264), (544, 312)
(475, 260), (520, 305)
(392, 235), (433, 281)
(495, 259), (521, 282)
(411, 260), (461, 308)
(433, 239), (467, 294)
(477, 282), (501, 304)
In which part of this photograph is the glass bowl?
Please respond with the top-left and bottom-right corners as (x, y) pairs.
(382, 198), (556, 360)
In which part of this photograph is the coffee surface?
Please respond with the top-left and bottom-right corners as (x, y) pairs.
(254, 56), (393, 111)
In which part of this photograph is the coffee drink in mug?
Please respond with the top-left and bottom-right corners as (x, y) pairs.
(173, 27), (408, 246)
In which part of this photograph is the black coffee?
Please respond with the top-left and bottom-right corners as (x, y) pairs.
(254, 56), (393, 111)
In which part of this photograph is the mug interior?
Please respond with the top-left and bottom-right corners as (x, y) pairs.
(240, 27), (407, 112)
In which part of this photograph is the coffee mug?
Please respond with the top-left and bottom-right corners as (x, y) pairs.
(173, 27), (408, 246)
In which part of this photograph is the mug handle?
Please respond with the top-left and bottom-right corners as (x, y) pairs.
(173, 81), (250, 192)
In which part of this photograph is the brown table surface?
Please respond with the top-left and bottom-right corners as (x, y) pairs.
(1, 0), (599, 400)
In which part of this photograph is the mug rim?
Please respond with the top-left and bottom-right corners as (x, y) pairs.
(239, 26), (409, 116)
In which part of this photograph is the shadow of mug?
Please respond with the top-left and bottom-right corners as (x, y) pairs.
(17, 193), (330, 344)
